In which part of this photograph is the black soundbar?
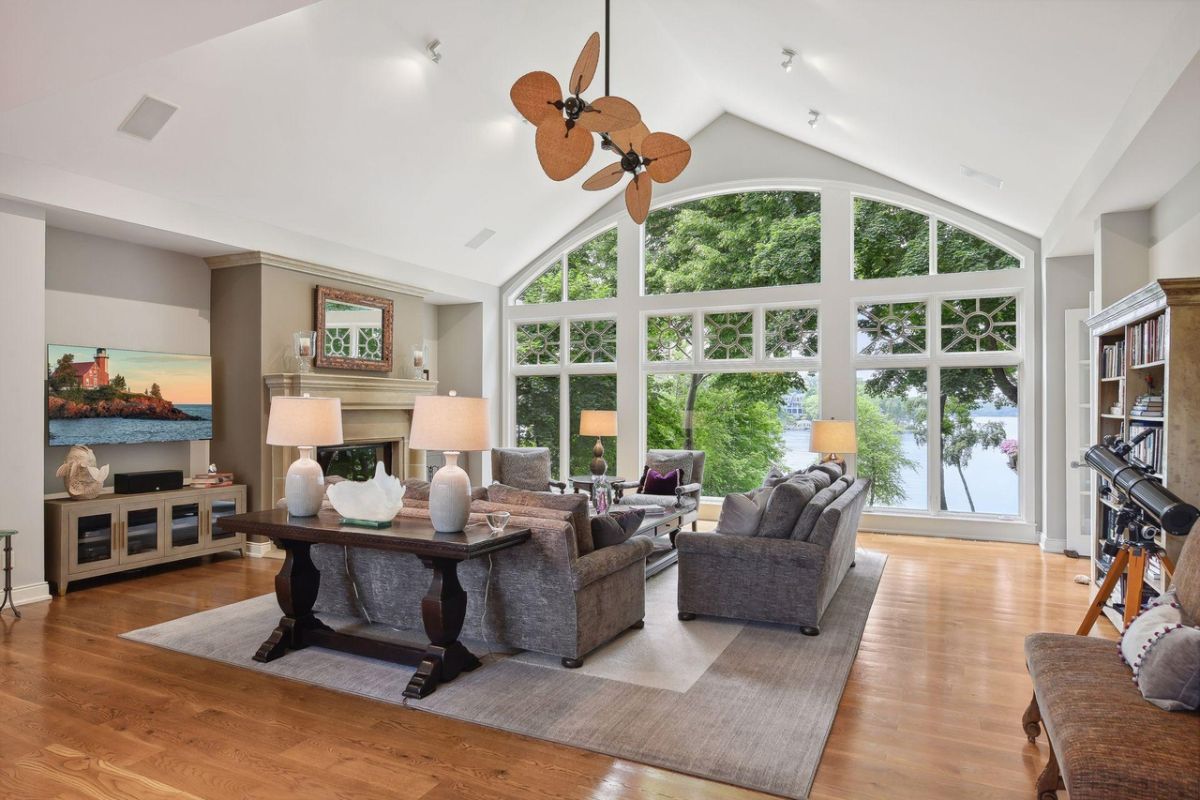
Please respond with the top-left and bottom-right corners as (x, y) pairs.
(113, 469), (184, 494)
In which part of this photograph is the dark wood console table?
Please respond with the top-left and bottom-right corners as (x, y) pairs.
(218, 509), (530, 698)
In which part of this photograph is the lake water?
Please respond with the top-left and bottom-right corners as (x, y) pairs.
(782, 416), (1019, 515)
(49, 404), (212, 446)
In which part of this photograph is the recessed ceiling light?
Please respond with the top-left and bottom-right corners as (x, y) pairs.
(117, 95), (178, 141)
(426, 39), (443, 64)
(781, 48), (796, 73)
(807, 109), (820, 128)
(960, 164), (1004, 189)
(465, 228), (496, 250)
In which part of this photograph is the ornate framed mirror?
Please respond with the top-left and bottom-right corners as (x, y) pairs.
(315, 285), (394, 371)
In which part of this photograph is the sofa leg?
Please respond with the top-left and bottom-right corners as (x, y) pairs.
(630, 619), (645, 630)
(1036, 740), (1063, 800)
(678, 611), (696, 621)
(561, 657), (584, 669)
(691, 521), (698, 532)
(850, 560), (856, 568)
(1022, 693), (1042, 742)
(801, 626), (820, 637)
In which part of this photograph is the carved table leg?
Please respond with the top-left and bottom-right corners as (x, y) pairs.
(1022, 692), (1042, 742)
(254, 539), (331, 663)
(404, 557), (481, 699)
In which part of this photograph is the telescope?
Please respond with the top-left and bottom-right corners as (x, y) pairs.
(1084, 433), (1198, 536)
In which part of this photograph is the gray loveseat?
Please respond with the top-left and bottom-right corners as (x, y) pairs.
(676, 475), (870, 635)
(309, 499), (652, 668)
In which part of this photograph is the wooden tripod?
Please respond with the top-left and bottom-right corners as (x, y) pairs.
(1077, 541), (1176, 634)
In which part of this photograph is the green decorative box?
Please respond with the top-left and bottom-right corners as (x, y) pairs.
(339, 517), (393, 529)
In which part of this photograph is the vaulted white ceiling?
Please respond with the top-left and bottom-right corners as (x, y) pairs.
(0, 0), (1196, 285)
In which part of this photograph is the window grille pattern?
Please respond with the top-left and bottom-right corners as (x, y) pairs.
(703, 312), (754, 360)
(569, 319), (618, 363)
(324, 328), (352, 357)
(765, 307), (819, 359)
(646, 314), (693, 362)
(857, 302), (927, 355)
(515, 322), (561, 365)
(941, 296), (1017, 352)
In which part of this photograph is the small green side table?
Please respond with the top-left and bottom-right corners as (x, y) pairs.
(0, 530), (18, 618)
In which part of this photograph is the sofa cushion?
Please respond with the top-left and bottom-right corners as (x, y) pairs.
(403, 478), (430, 501)
(716, 490), (769, 537)
(792, 480), (848, 542)
(758, 480), (817, 539)
(807, 461), (843, 484)
(1025, 632), (1200, 798)
(1119, 597), (1200, 711)
(590, 515), (633, 550)
(798, 468), (832, 491)
(618, 492), (680, 511)
(487, 484), (593, 555)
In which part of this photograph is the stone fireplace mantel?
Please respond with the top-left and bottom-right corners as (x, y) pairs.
(264, 373), (437, 502)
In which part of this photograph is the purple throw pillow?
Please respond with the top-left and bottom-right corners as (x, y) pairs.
(642, 467), (681, 496)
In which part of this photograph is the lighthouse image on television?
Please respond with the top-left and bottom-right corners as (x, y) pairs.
(47, 344), (213, 446)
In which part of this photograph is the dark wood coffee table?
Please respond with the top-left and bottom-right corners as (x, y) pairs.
(218, 509), (530, 698)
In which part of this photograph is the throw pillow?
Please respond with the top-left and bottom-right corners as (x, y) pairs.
(762, 465), (788, 489)
(610, 507), (646, 538)
(1119, 598), (1200, 711)
(494, 448), (552, 491)
(800, 468), (832, 491)
(590, 515), (633, 550)
(758, 480), (817, 539)
(808, 461), (844, 483)
(403, 478), (430, 501)
(646, 451), (695, 484)
(716, 490), (769, 537)
(643, 468), (682, 496)
(792, 481), (848, 542)
(487, 484), (593, 555)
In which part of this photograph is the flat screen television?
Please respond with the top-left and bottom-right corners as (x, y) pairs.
(47, 344), (213, 447)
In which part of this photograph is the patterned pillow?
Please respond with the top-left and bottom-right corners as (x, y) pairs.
(1119, 594), (1200, 711)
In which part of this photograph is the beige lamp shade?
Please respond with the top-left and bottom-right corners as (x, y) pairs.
(265, 396), (344, 446)
(410, 393), (490, 452)
(579, 409), (617, 437)
(810, 419), (857, 454)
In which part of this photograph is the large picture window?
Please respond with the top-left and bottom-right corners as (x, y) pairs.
(645, 191), (820, 295)
(507, 182), (1031, 534)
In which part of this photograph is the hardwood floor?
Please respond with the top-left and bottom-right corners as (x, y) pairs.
(0, 532), (1112, 800)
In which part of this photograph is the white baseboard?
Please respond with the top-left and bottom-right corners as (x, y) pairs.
(246, 540), (283, 559)
(1039, 532), (1068, 554)
(12, 582), (51, 607)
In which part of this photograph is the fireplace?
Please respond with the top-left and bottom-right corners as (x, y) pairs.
(318, 441), (394, 481)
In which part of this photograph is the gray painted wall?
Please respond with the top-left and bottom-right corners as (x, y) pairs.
(436, 302), (486, 485)
(1150, 160), (1200, 280)
(43, 227), (211, 494)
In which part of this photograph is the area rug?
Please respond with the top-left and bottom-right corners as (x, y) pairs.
(123, 549), (885, 799)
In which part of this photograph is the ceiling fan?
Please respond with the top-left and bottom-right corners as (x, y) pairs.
(509, 0), (692, 224)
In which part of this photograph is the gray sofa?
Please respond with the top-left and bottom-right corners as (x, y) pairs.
(676, 476), (870, 635)
(615, 449), (706, 531)
(309, 499), (652, 667)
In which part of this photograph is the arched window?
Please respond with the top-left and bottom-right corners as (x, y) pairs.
(516, 228), (617, 304)
(645, 191), (820, 294)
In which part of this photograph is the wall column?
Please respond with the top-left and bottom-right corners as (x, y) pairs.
(0, 200), (49, 604)
(1094, 210), (1150, 310)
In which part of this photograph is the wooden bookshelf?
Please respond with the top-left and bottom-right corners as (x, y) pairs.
(1086, 279), (1200, 631)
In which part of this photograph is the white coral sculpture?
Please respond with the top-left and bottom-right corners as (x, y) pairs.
(56, 445), (110, 500)
(325, 461), (405, 522)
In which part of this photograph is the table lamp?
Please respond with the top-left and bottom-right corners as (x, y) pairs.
(266, 395), (344, 516)
(410, 391), (490, 532)
(579, 409), (617, 477)
(810, 419), (857, 466)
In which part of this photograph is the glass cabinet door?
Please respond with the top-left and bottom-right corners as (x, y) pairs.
(67, 508), (119, 572)
(166, 498), (204, 554)
(118, 501), (165, 564)
(206, 491), (245, 543)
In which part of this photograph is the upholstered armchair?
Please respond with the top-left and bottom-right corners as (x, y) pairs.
(490, 447), (567, 493)
(614, 449), (706, 530)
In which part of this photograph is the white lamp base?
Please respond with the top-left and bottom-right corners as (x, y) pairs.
(284, 446), (326, 516)
(429, 451), (472, 532)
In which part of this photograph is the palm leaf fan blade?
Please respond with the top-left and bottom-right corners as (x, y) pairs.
(625, 173), (653, 224)
(641, 132), (692, 183)
(570, 32), (601, 95)
(510, 71), (562, 125)
(577, 96), (641, 133)
(582, 162), (625, 190)
(535, 116), (594, 181)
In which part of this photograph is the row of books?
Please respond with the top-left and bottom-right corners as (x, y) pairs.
(1129, 314), (1166, 366)
(1128, 422), (1164, 474)
(1130, 392), (1163, 418)
(191, 471), (234, 488)
(1100, 340), (1125, 378)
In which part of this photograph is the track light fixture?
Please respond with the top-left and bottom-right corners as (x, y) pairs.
(426, 39), (442, 63)
(781, 48), (796, 73)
